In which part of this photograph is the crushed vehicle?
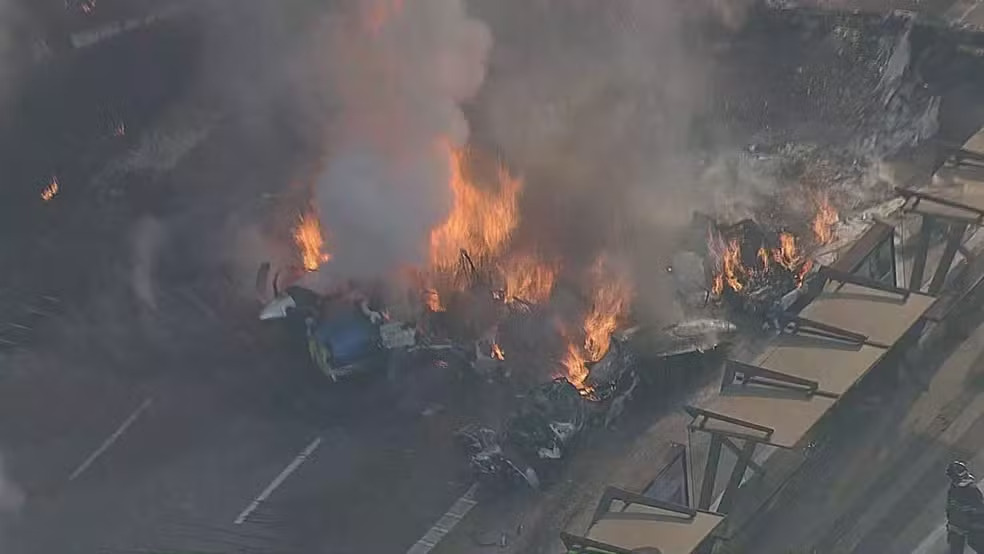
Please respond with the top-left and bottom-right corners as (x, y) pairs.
(455, 318), (736, 490)
(256, 263), (420, 382)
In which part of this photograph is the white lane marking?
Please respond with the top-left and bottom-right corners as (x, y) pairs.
(234, 436), (322, 525)
(405, 483), (479, 554)
(69, 398), (153, 481)
(912, 475), (984, 554)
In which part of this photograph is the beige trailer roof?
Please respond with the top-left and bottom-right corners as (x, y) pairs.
(752, 282), (933, 395)
(967, 129), (984, 155)
(697, 391), (837, 448)
(585, 502), (724, 554)
(795, 282), (935, 346)
(695, 281), (932, 447)
(907, 174), (984, 221)
(903, 127), (984, 220)
(756, 336), (886, 396)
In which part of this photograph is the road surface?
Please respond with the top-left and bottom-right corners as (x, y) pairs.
(0, 6), (488, 553)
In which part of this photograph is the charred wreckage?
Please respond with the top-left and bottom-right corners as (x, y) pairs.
(241, 0), (984, 495)
(255, 251), (739, 490)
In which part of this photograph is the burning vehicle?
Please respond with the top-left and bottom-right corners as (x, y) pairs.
(455, 318), (736, 490)
(257, 266), (419, 382)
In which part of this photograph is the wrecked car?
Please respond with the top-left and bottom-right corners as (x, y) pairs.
(455, 318), (736, 490)
(257, 264), (418, 382)
(455, 377), (585, 490)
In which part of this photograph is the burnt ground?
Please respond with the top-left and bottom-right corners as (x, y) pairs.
(1, 2), (983, 554)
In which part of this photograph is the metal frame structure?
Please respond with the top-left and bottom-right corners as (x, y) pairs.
(897, 181), (982, 295)
(560, 486), (722, 554)
(685, 355), (846, 513)
(642, 442), (691, 507)
(684, 222), (911, 514)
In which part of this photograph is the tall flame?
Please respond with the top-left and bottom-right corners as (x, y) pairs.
(562, 257), (633, 393)
(499, 253), (558, 304)
(811, 191), (839, 246)
(293, 209), (332, 272)
(491, 342), (505, 361)
(424, 289), (445, 312)
(774, 232), (801, 270)
(40, 176), (59, 202)
(429, 146), (522, 270)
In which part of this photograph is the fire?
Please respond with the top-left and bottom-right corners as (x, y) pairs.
(293, 209), (332, 272)
(774, 232), (801, 270)
(41, 177), (59, 202)
(491, 342), (505, 360)
(722, 239), (745, 294)
(562, 341), (591, 393)
(499, 253), (558, 304)
(757, 247), (771, 270)
(811, 191), (839, 246)
(424, 289), (445, 312)
(429, 146), (522, 270)
(711, 229), (814, 297)
(562, 257), (633, 393)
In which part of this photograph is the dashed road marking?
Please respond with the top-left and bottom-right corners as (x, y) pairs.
(405, 483), (479, 554)
(69, 398), (153, 481)
(234, 436), (322, 525)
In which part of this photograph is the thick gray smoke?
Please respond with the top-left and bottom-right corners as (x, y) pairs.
(310, 0), (492, 278)
(471, 0), (725, 322)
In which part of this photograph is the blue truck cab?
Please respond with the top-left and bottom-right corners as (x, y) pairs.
(260, 284), (417, 382)
(306, 305), (387, 381)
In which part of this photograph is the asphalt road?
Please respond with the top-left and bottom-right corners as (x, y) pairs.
(4, 2), (983, 554)
(0, 8), (485, 554)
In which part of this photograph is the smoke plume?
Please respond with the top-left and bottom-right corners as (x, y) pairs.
(310, 0), (492, 278)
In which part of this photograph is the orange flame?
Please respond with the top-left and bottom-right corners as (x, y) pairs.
(562, 341), (591, 393)
(711, 238), (746, 296)
(424, 289), (445, 312)
(499, 253), (557, 304)
(811, 191), (839, 246)
(429, 146), (522, 270)
(757, 246), (771, 271)
(711, 230), (814, 296)
(293, 209), (332, 272)
(562, 257), (632, 393)
(774, 232), (801, 270)
(41, 177), (59, 202)
(491, 342), (505, 360)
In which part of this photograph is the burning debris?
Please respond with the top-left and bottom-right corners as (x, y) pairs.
(706, 191), (839, 315)
(560, 256), (633, 395)
(708, 220), (814, 310)
(293, 208), (332, 272)
(40, 177), (59, 202)
(455, 319), (736, 490)
(811, 191), (839, 246)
